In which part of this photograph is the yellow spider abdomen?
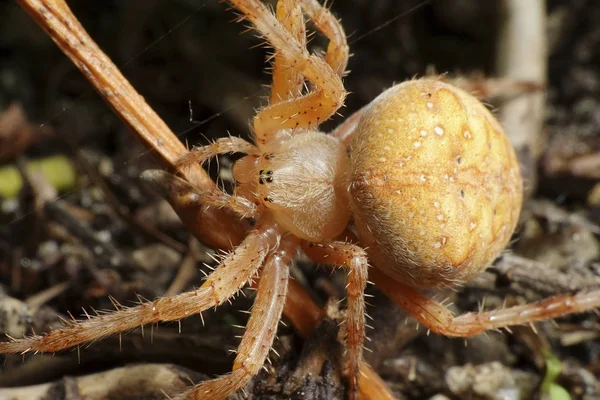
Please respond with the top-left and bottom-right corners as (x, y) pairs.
(349, 78), (523, 289)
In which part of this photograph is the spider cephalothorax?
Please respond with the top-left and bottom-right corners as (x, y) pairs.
(232, 131), (351, 242)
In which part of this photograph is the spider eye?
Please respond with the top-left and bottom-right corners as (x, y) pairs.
(259, 170), (274, 184)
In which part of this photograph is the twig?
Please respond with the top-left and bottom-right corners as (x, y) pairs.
(493, 253), (600, 295)
(25, 281), (70, 310)
(165, 239), (203, 296)
(0, 364), (195, 400)
(496, 0), (547, 197)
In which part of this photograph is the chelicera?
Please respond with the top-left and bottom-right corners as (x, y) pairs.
(3, 0), (600, 399)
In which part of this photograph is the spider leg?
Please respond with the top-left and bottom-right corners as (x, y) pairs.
(176, 136), (259, 171)
(142, 169), (257, 219)
(370, 268), (600, 337)
(153, 136), (261, 218)
(270, 0), (348, 103)
(271, 0), (306, 104)
(178, 235), (297, 400)
(0, 217), (280, 355)
(228, 0), (346, 143)
(302, 241), (369, 400)
(275, 254), (398, 400)
(298, 0), (349, 76)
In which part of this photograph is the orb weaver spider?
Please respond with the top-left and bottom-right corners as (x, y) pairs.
(3, 0), (600, 399)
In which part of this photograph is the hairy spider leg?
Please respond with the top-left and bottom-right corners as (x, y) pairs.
(143, 169), (258, 219)
(0, 217), (278, 355)
(177, 236), (298, 400)
(176, 136), (259, 170)
(302, 241), (369, 400)
(228, 0), (346, 143)
(270, 0), (348, 104)
(276, 273), (396, 400)
(298, 0), (349, 77)
(370, 268), (600, 337)
(167, 136), (261, 218)
(270, 0), (306, 104)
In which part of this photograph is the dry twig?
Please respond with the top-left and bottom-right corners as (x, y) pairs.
(497, 0), (547, 196)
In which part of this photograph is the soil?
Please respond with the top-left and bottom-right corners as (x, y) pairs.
(0, 0), (599, 399)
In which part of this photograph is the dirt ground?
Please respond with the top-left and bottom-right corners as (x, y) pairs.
(0, 0), (599, 399)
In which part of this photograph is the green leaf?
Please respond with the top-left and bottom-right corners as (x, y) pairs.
(540, 348), (571, 400)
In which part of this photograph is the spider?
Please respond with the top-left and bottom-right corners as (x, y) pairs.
(3, 0), (600, 399)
